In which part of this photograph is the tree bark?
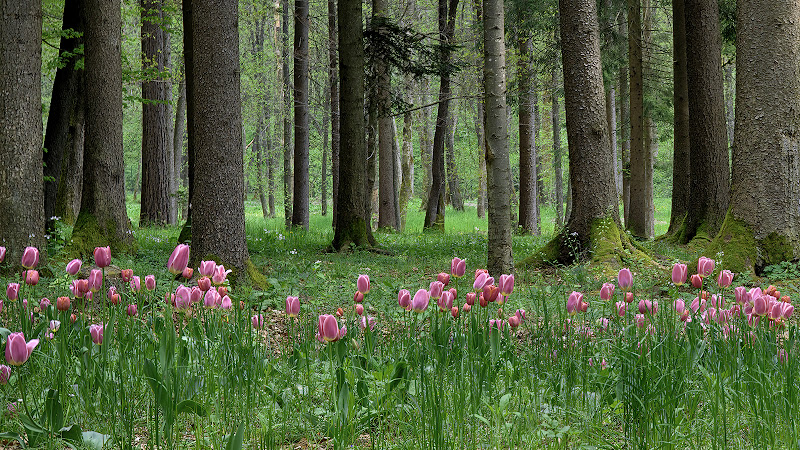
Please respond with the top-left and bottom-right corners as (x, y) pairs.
(328, 0), (339, 225)
(375, 0), (398, 230)
(55, 81), (85, 225)
(140, 0), (174, 227)
(606, 86), (618, 199)
(618, 12), (631, 225)
(419, 78), (432, 211)
(73, 0), (134, 253)
(174, 79), (187, 220)
(43, 0), (83, 231)
(683, 0), (730, 241)
(321, 81), (329, 217)
(552, 57), (564, 228)
(179, 0), (195, 242)
(526, 0), (627, 266)
(518, 37), (540, 235)
(709, 0), (800, 273)
(0, 0), (45, 268)
(724, 61), (735, 147)
(399, 80), (414, 231)
(292, 0), (309, 229)
(332, 0), (373, 250)
(282, 0), (293, 229)
(446, 108), (464, 210)
(474, 0), (487, 218)
(424, 0), (458, 231)
(668, 0), (690, 236)
(191, 0), (250, 270)
(483, 0), (513, 274)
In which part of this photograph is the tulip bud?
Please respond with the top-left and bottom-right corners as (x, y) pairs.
(182, 267), (194, 279)
(252, 314), (264, 329)
(437, 272), (450, 286)
(217, 286), (228, 298)
(167, 244), (190, 275)
(353, 291), (364, 303)
(615, 301), (626, 317)
(285, 296), (300, 317)
(70, 313), (77, 323)
(126, 304), (138, 317)
(717, 270), (734, 288)
(698, 256), (715, 277)
(120, 269), (133, 282)
(197, 276), (211, 292)
(672, 263), (688, 286)
(93, 246), (111, 268)
(6, 283), (19, 301)
(357, 274), (370, 294)
(451, 257), (466, 278)
(20, 247), (39, 269)
(88, 269), (102, 292)
(462, 303), (471, 313)
(618, 268), (633, 291)
(0, 247), (5, 263)
(89, 324), (104, 345)
(130, 276), (141, 292)
(0, 365), (10, 384)
(66, 259), (82, 276)
(336, 307), (344, 317)
(499, 274), (515, 296)
(624, 292), (634, 303)
(355, 304), (364, 316)
(466, 292), (476, 306)
(24, 270), (39, 286)
(411, 289), (429, 313)
(430, 281), (444, 299)
(398, 289), (411, 310)
(56, 296), (71, 311)
(4, 333), (39, 366)
(40, 298), (50, 311)
(508, 315), (520, 328)
(220, 295), (233, 310)
(690, 274), (703, 289)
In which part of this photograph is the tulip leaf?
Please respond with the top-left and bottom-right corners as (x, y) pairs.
(472, 413), (491, 427)
(0, 328), (10, 345)
(59, 425), (83, 446)
(499, 393), (512, 411)
(19, 414), (46, 447)
(0, 432), (25, 448)
(176, 399), (207, 417)
(81, 431), (111, 450)
(224, 423), (245, 450)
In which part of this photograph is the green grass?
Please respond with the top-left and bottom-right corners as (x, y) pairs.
(2, 196), (800, 449)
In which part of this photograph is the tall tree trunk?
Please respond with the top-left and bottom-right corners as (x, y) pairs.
(399, 80), (414, 230)
(392, 118), (402, 229)
(534, 84), (544, 207)
(73, 0), (134, 253)
(292, 0), (309, 229)
(257, 113), (269, 219)
(683, 0), (730, 241)
(366, 95), (379, 225)
(140, 0), (174, 227)
(322, 82), (329, 217)
(191, 0), (250, 271)
(328, 0), (340, 225)
(606, 86), (618, 199)
(282, 0), (293, 229)
(0, 0), (45, 268)
(724, 62), (735, 147)
(552, 58), (564, 228)
(179, 0), (195, 242)
(668, 0), (691, 236)
(618, 12), (631, 225)
(332, 0), (373, 249)
(375, 0), (398, 229)
(44, 0), (83, 231)
(518, 37), (540, 235)
(526, 0), (629, 266)
(474, 0), (487, 218)
(627, 0), (654, 238)
(419, 78), (432, 211)
(424, 0), (458, 230)
(710, 0), (800, 273)
(484, 0), (513, 274)
(446, 108), (464, 210)
(174, 79), (187, 220)
(55, 81), (85, 225)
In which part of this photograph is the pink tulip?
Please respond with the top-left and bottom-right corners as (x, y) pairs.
(182, 267), (194, 279)
(89, 324), (104, 345)
(0, 247), (5, 263)
(516, 309), (527, 321)
(437, 272), (450, 286)
(638, 299), (657, 315)
(600, 283), (615, 301)
(508, 315), (521, 328)
(429, 281), (444, 299)
(318, 314), (340, 342)
(212, 265), (231, 285)
(23, 270), (38, 287)
(615, 301), (626, 317)
(778, 348), (789, 364)
(353, 291), (364, 304)
(285, 296), (300, 317)
(618, 268), (633, 291)
(697, 256), (715, 277)
(355, 304), (364, 316)
(690, 274), (703, 289)
(567, 291), (582, 315)
(465, 292), (476, 306)
(635, 314), (647, 329)
(734, 286), (749, 305)
(782, 302), (794, 319)
(108, 287), (121, 305)
(93, 246), (111, 268)
(20, 247), (39, 269)
(39, 298), (50, 310)
(130, 276), (141, 292)
(220, 295), (233, 310)
(190, 286), (203, 304)
(674, 299), (686, 315)
(88, 269), (102, 292)
(717, 270), (734, 288)
(145, 275), (156, 291)
(672, 263), (688, 286)
(489, 319), (505, 333)
(127, 304), (138, 317)
(357, 274), (370, 294)
(359, 315), (376, 331)
(5, 333), (39, 366)
(197, 276), (211, 292)
(625, 292), (634, 303)
(411, 289), (429, 313)
(167, 244), (190, 275)
(217, 286), (228, 298)
(6, 283), (19, 301)
(252, 314), (264, 329)
(66, 259), (82, 276)
(463, 303), (472, 313)
(56, 296), (70, 311)
(473, 272), (488, 291)
(120, 269), (133, 283)
(199, 260), (216, 277)
(499, 274), (515, 296)
(204, 289), (220, 309)
(753, 295), (768, 316)
(438, 291), (454, 311)
(398, 289), (411, 310)
(451, 257), (466, 278)
(0, 365), (10, 384)
(483, 285), (500, 303)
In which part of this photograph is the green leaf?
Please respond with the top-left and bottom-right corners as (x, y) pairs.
(176, 399), (207, 417)
(499, 393), (512, 411)
(59, 425), (83, 445)
(44, 389), (64, 432)
(224, 423), (245, 450)
(19, 414), (46, 447)
(472, 413), (491, 426)
(0, 432), (25, 448)
(81, 431), (111, 450)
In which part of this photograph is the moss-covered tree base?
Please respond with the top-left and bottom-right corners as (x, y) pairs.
(329, 217), (374, 252)
(67, 212), (137, 258)
(706, 209), (797, 275)
(520, 216), (652, 273)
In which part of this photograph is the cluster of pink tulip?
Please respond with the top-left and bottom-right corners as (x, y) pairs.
(395, 257), (523, 331)
(161, 245), (236, 312)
